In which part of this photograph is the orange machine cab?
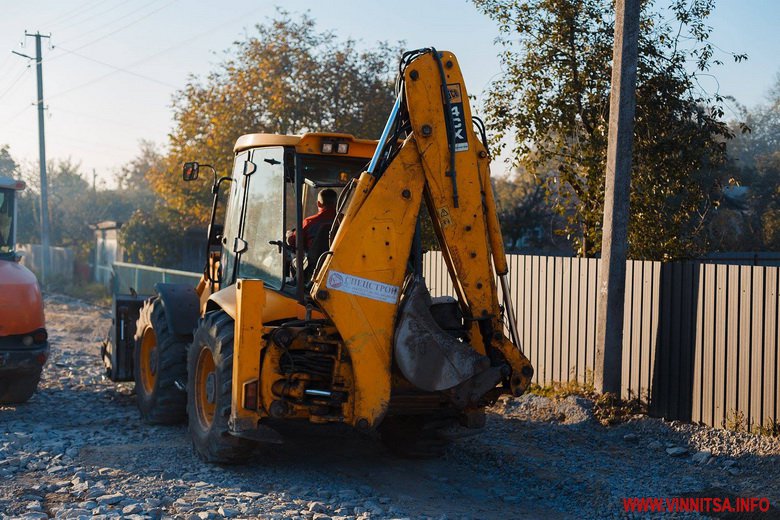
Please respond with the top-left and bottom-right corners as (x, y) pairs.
(0, 176), (49, 404)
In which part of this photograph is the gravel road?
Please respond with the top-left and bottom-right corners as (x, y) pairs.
(2, 294), (780, 519)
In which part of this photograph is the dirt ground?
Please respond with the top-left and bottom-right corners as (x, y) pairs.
(2, 294), (780, 519)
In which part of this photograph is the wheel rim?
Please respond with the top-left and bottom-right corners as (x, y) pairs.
(139, 328), (158, 394)
(195, 345), (217, 429)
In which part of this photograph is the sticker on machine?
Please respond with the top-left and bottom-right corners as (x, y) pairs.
(446, 83), (469, 152)
(326, 271), (400, 304)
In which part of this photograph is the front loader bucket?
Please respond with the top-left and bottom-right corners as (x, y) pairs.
(393, 279), (491, 392)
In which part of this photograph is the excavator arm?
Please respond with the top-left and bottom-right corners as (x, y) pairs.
(310, 49), (533, 430)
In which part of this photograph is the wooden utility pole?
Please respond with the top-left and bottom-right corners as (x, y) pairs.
(14, 31), (51, 284)
(594, 0), (640, 394)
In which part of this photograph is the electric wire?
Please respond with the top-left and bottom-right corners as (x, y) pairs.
(55, 46), (179, 89)
(49, 0), (178, 62)
(0, 53), (16, 78)
(54, 0), (172, 51)
(38, 0), (111, 30)
(45, 4), (265, 100)
(0, 66), (31, 103)
(53, 0), (137, 34)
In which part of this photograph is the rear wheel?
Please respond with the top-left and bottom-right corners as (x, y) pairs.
(187, 310), (252, 463)
(0, 372), (41, 404)
(133, 298), (188, 424)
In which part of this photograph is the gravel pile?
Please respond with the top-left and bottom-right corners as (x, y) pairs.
(1, 294), (779, 519)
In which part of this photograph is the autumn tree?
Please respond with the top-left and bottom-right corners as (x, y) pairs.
(474, 0), (742, 259)
(150, 11), (401, 223)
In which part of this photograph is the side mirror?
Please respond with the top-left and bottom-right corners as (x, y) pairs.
(183, 162), (199, 181)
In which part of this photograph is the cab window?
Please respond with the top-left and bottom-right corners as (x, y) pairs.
(0, 189), (14, 254)
(238, 147), (285, 287)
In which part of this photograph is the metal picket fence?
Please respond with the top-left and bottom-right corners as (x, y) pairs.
(111, 261), (201, 296)
(423, 251), (780, 431)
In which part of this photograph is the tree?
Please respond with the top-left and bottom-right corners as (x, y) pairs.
(0, 146), (17, 178)
(718, 71), (780, 251)
(14, 156), (156, 261)
(120, 208), (187, 267)
(150, 11), (401, 224)
(474, 0), (742, 259)
(116, 139), (162, 195)
(493, 169), (569, 253)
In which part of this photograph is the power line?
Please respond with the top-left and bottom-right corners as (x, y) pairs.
(49, 104), (165, 134)
(0, 59), (30, 91)
(0, 53), (16, 77)
(0, 65), (31, 102)
(38, 0), (108, 30)
(0, 51), (32, 82)
(50, 0), (127, 33)
(6, 104), (33, 125)
(55, 46), (179, 89)
(53, 0), (178, 56)
(55, 0), (162, 46)
(46, 4), (265, 100)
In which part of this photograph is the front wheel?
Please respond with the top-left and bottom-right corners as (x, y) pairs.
(187, 310), (252, 463)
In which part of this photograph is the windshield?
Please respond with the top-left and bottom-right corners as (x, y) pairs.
(300, 155), (368, 185)
(297, 155), (368, 221)
(0, 188), (14, 254)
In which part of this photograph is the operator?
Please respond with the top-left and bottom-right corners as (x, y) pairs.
(286, 188), (338, 251)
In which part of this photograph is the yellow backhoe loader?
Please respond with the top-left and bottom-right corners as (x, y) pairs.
(103, 48), (533, 461)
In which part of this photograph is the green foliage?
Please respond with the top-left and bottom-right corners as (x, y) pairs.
(153, 10), (401, 224)
(119, 207), (188, 268)
(474, 0), (740, 259)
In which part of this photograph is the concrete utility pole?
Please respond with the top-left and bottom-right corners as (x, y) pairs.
(594, 0), (640, 395)
(13, 31), (51, 284)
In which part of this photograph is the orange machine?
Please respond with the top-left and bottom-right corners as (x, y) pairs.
(0, 177), (49, 403)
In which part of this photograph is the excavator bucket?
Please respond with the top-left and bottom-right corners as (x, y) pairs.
(393, 278), (493, 393)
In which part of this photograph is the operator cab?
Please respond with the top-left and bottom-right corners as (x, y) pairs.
(0, 177), (25, 259)
(190, 133), (377, 302)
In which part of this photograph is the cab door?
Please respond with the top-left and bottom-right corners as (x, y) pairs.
(221, 147), (286, 289)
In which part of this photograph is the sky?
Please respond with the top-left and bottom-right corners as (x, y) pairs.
(0, 0), (777, 188)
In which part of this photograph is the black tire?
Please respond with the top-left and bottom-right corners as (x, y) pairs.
(0, 372), (41, 404)
(187, 310), (252, 463)
(133, 297), (188, 424)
